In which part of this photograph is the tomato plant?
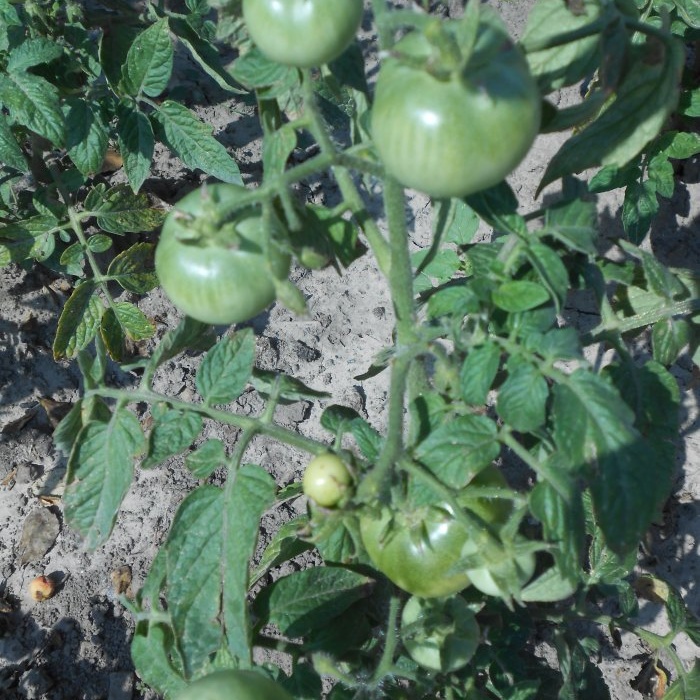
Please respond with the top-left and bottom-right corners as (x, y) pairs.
(242, 0), (364, 68)
(371, 11), (541, 198)
(46, 0), (700, 698)
(400, 595), (480, 673)
(174, 670), (293, 700)
(155, 184), (291, 325)
(302, 453), (353, 507)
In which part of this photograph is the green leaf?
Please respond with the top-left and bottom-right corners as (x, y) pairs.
(539, 39), (684, 192)
(262, 124), (297, 175)
(89, 184), (165, 234)
(113, 301), (155, 341)
(0, 111), (26, 171)
(588, 161), (641, 194)
(465, 181), (526, 236)
(414, 415), (500, 489)
(647, 153), (675, 199)
(493, 281), (549, 312)
(460, 341), (501, 405)
(622, 179), (658, 243)
(0, 72), (65, 146)
(250, 516), (313, 586)
(672, 0), (700, 28)
(165, 467), (276, 673)
(169, 17), (244, 94)
(541, 198), (597, 254)
(131, 622), (187, 698)
(100, 307), (126, 361)
(679, 87), (700, 117)
(254, 567), (372, 638)
(65, 407), (145, 549)
(0, 214), (57, 266)
(665, 660), (700, 700)
(117, 105), (154, 193)
(530, 480), (585, 580)
(497, 361), (548, 432)
(185, 438), (227, 479)
(652, 318), (691, 365)
(6, 37), (63, 73)
(532, 327), (582, 361)
(53, 282), (103, 359)
(196, 330), (255, 405)
(522, 0), (602, 92)
(413, 249), (461, 294)
(107, 242), (158, 293)
(143, 405), (203, 469)
(231, 47), (300, 94)
(152, 100), (242, 184)
(87, 234), (112, 253)
(64, 98), (109, 177)
(251, 369), (331, 403)
(146, 316), (216, 374)
(122, 19), (173, 97)
(526, 242), (570, 310)
(552, 370), (659, 556)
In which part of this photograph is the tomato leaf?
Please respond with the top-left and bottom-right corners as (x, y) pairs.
(186, 439), (227, 479)
(131, 622), (187, 698)
(152, 100), (243, 184)
(108, 242), (159, 294)
(249, 516), (313, 587)
(117, 104), (155, 193)
(142, 405), (203, 469)
(53, 282), (103, 359)
(0, 111), (26, 171)
(414, 415), (500, 489)
(87, 184), (165, 234)
(541, 198), (597, 254)
(493, 281), (549, 312)
(539, 38), (684, 193)
(621, 179), (658, 243)
(196, 329), (256, 406)
(64, 407), (145, 549)
(521, 0), (603, 92)
(121, 19), (173, 98)
(64, 97), (109, 177)
(164, 466), (276, 674)
(254, 567), (372, 638)
(497, 361), (548, 432)
(113, 301), (155, 341)
(460, 341), (501, 406)
(0, 215), (58, 266)
(145, 316), (216, 375)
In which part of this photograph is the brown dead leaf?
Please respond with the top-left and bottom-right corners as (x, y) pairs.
(110, 565), (133, 598)
(39, 398), (74, 429)
(18, 508), (61, 565)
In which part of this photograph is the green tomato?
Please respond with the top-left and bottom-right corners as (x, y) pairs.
(371, 12), (541, 199)
(359, 504), (472, 598)
(242, 0), (364, 68)
(173, 670), (293, 700)
(155, 184), (290, 325)
(302, 453), (353, 507)
(401, 594), (480, 673)
(458, 465), (513, 525)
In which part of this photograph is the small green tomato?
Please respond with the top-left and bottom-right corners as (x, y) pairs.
(302, 453), (353, 507)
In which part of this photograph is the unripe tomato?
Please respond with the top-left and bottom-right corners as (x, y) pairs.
(401, 594), (480, 672)
(359, 504), (473, 598)
(242, 0), (364, 68)
(173, 670), (293, 700)
(302, 453), (353, 507)
(155, 184), (290, 326)
(371, 12), (541, 199)
(466, 550), (536, 598)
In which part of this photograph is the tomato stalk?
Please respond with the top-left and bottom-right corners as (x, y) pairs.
(368, 593), (402, 687)
(299, 69), (393, 277)
(87, 386), (327, 457)
(357, 177), (421, 501)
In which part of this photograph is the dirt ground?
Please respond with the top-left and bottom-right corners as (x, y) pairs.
(1, 2), (699, 698)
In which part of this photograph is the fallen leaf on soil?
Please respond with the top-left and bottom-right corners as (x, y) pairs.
(111, 565), (133, 598)
(18, 508), (61, 564)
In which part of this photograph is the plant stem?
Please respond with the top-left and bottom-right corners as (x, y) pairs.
(369, 594), (402, 686)
(87, 387), (326, 456)
(299, 69), (393, 276)
(357, 178), (418, 500)
(520, 18), (609, 54)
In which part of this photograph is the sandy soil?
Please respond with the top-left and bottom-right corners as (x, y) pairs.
(1, 2), (698, 698)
